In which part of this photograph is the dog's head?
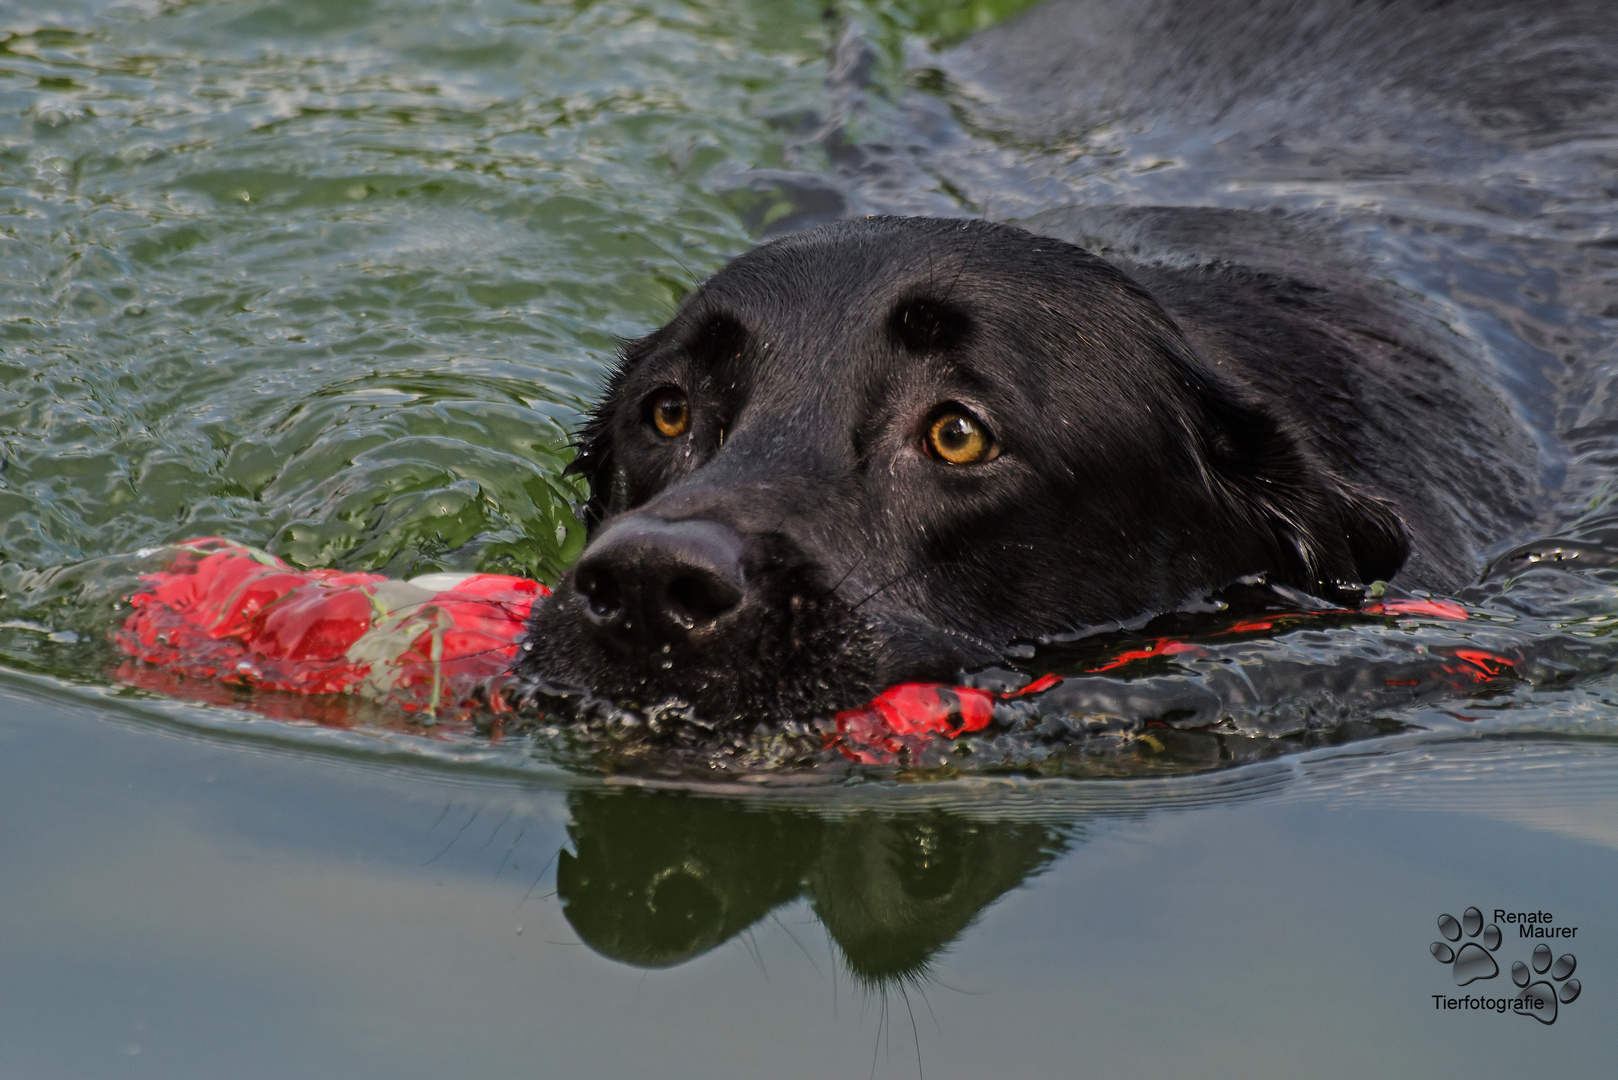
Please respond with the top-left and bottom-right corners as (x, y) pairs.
(519, 217), (1406, 719)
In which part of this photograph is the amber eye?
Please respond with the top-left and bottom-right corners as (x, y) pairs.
(651, 389), (690, 438)
(925, 407), (997, 465)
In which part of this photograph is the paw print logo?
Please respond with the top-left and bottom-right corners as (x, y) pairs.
(1512, 945), (1580, 1025)
(1430, 906), (1501, 984)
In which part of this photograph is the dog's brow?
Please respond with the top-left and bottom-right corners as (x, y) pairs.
(930, 353), (996, 396)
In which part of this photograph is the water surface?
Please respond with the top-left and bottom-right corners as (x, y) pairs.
(1, 0), (1616, 1071)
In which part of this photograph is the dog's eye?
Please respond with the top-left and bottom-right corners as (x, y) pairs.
(925, 407), (998, 465)
(650, 390), (690, 438)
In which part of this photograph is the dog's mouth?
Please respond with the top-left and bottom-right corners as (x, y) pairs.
(515, 516), (1001, 725)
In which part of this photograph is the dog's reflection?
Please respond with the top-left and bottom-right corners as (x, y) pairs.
(556, 790), (1067, 982)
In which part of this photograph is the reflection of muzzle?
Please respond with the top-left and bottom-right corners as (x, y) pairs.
(554, 791), (813, 969)
(557, 850), (729, 969)
(554, 792), (1067, 985)
(809, 815), (1063, 983)
(641, 860), (726, 950)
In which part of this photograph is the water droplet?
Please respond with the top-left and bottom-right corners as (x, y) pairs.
(1437, 913), (1461, 941)
(32, 102), (84, 127)
(1462, 906), (1483, 937)
(1550, 953), (1575, 980)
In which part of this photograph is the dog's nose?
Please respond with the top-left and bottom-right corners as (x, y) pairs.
(572, 518), (746, 649)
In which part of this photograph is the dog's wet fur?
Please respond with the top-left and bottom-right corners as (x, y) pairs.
(519, 207), (1538, 720)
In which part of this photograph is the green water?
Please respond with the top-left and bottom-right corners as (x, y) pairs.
(0, 0), (1028, 643)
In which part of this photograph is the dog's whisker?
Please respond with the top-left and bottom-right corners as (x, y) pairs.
(621, 229), (701, 292)
(826, 548), (877, 601)
(848, 566), (924, 613)
(940, 221), (986, 308)
(838, 553), (977, 612)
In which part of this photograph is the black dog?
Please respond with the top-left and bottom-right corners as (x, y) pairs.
(519, 210), (1538, 719)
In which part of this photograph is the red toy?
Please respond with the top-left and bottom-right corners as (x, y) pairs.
(113, 538), (544, 716)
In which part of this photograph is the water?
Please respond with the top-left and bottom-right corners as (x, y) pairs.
(4, 674), (1615, 1075)
(2, 0), (1616, 1072)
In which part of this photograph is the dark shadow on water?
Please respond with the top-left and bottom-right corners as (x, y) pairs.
(557, 787), (1068, 983)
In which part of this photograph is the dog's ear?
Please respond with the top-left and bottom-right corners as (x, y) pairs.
(1331, 481), (1410, 587)
(1189, 369), (1410, 598)
(565, 335), (647, 530)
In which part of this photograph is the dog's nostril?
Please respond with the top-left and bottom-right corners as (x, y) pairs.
(575, 565), (622, 619)
(665, 572), (742, 627)
(571, 517), (747, 647)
